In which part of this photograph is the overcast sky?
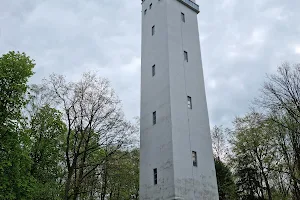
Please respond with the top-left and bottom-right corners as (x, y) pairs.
(1, 0), (300, 127)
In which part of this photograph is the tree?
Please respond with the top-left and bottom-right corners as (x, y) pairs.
(106, 149), (139, 200)
(235, 154), (261, 200)
(215, 158), (237, 200)
(257, 63), (300, 199)
(42, 73), (137, 200)
(27, 104), (67, 199)
(0, 51), (35, 199)
(0, 51), (141, 200)
(211, 125), (227, 160)
(231, 112), (275, 200)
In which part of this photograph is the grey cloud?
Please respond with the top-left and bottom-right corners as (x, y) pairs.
(0, 0), (299, 127)
(200, 0), (300, 127)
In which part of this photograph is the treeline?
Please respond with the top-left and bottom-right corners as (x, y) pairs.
(1, 51), (299, 200)
(212, 63), (300, 200)
(0, 51), (139, 200)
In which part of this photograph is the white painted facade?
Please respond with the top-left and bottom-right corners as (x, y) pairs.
(140, 0), (219, 199)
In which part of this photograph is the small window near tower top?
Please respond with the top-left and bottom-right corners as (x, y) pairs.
(144, 9), (147, 15)
(192, 151), (198, 167)
(184, 51), (188, 62)
(153, 168), (158, 185)
(153, 111), (156, 125)
(187, 96), (192, 109)
(150, 3), (152, 9)
(152, 25), (155, 35)
(152, 65), (156, 76)
(181, 12), (185, 22)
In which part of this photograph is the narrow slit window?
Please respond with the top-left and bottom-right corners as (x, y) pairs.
(192, 151), (197, 167)
(187, 96), (192, 109)
(152, 65), (156, 77)
(181, 12), (185, 22)
(153, 168), (158, 185)
(150, 3), (152, 9)
(152, 25), (155, 36)
(184, 51), (188, 62)
(144, 9), (147, 15)
(153, 111), (156, 125)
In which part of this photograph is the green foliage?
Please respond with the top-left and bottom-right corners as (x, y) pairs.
(231, 113), (275, 200)
(106, 149), (139, 200)
(76, 148), (139, 200)
(0, 51), (35, 199)
(215, 158), (237, 200)
(235, 155), (261, 200)
(0, 51), (34, 122)
(28, 105), (66, 199)
(42, 73), (138, 200)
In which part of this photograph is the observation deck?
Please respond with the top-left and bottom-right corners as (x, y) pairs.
(141, 0), (200, 13)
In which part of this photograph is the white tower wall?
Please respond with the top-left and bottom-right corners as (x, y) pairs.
(140, 0), (219, 199)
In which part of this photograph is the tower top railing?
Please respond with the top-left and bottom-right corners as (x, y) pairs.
(141, 0), (199, 13)
(177, 0), (199, 13)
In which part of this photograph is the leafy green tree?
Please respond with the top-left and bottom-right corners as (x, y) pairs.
(213, 63), (300, 200)
(105, 149), (139, 200)
(42, 73), (137, 200)
(27, 105), (67, 199)
(231, 112), (276, 200)
(0, 51), (35, 199)
(215, 158), (237, 200)
(257, 63), (300, 199)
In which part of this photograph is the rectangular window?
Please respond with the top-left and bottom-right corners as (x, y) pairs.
(181, 12), (185, 22)
(144, 9), (147, 15)
(152, 25), (155, 36)
(184, 51), (188, 62)
(152, 65), (155, 76)
(187, 96), (192, 109)
(153, 168), (158, 185)
(192, 151), (197, 167)
(153, 111), (156, 125)
(150, 3), (152, 9)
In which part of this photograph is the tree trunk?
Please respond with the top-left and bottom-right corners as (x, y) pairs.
(262, 171), (272, 200)
(65, 171), (73, 200)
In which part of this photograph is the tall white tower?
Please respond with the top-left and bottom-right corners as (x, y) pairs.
(140, 0), (219, 199)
